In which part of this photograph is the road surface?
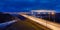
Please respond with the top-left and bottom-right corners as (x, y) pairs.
(20, 14), (60, 30)
(6, 17), (45, 30)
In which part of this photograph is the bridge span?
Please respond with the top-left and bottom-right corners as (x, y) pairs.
(20, 14), (60, 30)
(2, 12), (60, 30)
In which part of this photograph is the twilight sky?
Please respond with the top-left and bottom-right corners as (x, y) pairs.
(0, 0), (60, 13)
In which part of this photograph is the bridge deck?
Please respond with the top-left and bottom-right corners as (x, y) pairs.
(20, 14), (60, 30)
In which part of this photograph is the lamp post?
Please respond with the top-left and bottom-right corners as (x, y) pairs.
(48, 12), (50, 21)
(51, 12), (55, 23)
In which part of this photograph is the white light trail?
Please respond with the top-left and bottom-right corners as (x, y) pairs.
(21, 14), (60, 30)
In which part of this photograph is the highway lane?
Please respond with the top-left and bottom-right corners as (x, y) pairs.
(6, 17), (44, 30)
(20, 14), (60, 30)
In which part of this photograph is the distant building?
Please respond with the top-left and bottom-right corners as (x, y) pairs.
(31, 10), (56, 18)
(31, 10), (56, 15)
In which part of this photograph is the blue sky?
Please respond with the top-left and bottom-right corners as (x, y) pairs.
(0, 0), (60, 13)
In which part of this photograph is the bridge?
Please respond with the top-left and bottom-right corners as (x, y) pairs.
(2, 12), (60, 30)
(20, 14), (60, 30)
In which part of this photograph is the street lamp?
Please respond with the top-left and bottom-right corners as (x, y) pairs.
(51, 12), (55, 23)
